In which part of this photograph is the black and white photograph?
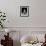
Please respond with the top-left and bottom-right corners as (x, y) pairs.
(20, 6), (29, 17)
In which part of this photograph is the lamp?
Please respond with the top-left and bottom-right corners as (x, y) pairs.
(5, 29), (9, 33)
(5, 29), (10, 37)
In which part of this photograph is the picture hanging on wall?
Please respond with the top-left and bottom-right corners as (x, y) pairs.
(20, 6), (29, 17)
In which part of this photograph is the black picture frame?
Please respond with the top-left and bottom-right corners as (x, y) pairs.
(20, 6), (29, 17)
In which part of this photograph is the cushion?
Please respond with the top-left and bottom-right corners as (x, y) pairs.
(20, 35), (37, 43)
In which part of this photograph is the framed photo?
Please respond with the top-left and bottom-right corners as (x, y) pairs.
(20, 6), (29, 17)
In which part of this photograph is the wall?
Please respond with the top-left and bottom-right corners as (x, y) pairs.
(0, 0), (46, 27)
